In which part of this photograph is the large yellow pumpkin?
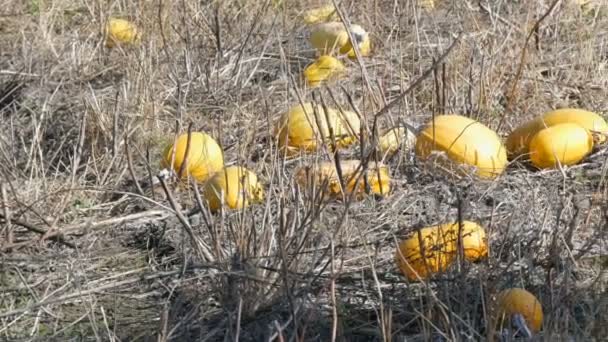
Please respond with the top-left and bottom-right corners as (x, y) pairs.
(528, 123), (594, 169)
(105, 18), (139, 48)
(506, 108), (608, 158)
(309, 22), (371, 58)
(415, 115), (508, 179)
(274, 102), (361, 156)
(295, 159), (390, 200)
(495, 288), (544, 334)
(202, 166), (265, 212)
(161, 132), (224, 183)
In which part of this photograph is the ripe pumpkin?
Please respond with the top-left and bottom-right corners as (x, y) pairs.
(302, 4), (338, 24)
(573, 0), (598, 14)
(420, 0), (436, 10)
(377, 126), (417, 158)
(202, 166), (265, 212)
(303, 55), (346, 88)
(506, 108), (608, 158)
(161, 132), (224, 183)
(394, 220), (488, 281)
(294, 159), (390, 199)
(395, 224), (457, 281)
(528, 123), (594, 169)
(455, 221), (488, 262)
(496, 288), (543, 334)
(274, 102), (361, 156)
(309, 22), (371, 58)
(414, 115), (508, 179)
(105, 18), (139, 48)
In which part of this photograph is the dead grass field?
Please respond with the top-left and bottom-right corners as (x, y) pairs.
(1, 0), (607, 341)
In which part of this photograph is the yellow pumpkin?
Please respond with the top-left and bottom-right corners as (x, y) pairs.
(572, 0), (597, 14)
(496, 288), (544, 334)
(105, 18), (139, 48)
(274, 102), (361, 156)
(420, 0), (436, 10)
(303, 55), (346, 88)
(302, 4), (338, 24)
(528, 123), (594, 169)
(455, 221), (488, 262)
(415, 115), (508, 179)
(377, 126), (417, 158)
(506, 108), (608, 158)
(309, 22), (371, 58)
(395, 224), (457, 281)
(346, 36), (371, 59)
(161, 132), (224, 183)
(202, 166), (265, 212)
(294, 159), (390, 200)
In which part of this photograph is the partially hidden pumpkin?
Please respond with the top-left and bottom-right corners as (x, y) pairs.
(456, 221), (488, 262)
(395, 224), (456, 281)
(161, 132), (224, 183)
(274, 102), (361, 156)
(105, 18), (139, 48)
(414, 115), (508, 179)
(294, 159), (390, 200)
(420, 0), (436, 11)
(394, 220), (489, 281)
(495, 288), (544, 334)
(528, 123), (594, 169)
(202, 166), (265, 212)
(303, 55), (346, 88)
(377, 126), (417, 159)
(506, 108), (608, 159)
(301, 4), (338, 24)
(309, 22), (371, 58)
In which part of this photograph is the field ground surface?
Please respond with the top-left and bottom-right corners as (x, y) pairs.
(1, 0), (607, 341)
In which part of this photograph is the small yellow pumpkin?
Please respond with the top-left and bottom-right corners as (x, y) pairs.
(161, 132), (224, 183)
(202, 166), (265, 212)
(377, 126), (417, 158)
(294, 159), (390, 200)
(395, 224), (457, 281)
(528, 123), (594, 169)
(274, 102), (361, 156)
(105, 18), (139, 48)
(309, 22), (371, 58)
(419, 0), (436, 10)
(506, 108), (608, 158)
(572, 0), (598, 14)
(301, 4), (338, 24)
(415, 115), (508, 179)
(303, 55), (346, 88)
(346, 35), (371, 59)
(495, 288), (544, 334)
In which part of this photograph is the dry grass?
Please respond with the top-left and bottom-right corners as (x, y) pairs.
(1, 0), (607, 341)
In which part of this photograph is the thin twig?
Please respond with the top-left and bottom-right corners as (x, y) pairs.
(0, 214), (76, 249)
(1, 183), (12, 250)
(371, 32), (462, 126)
(124, 134), (145, 196)
(157, 175), (214, 262)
